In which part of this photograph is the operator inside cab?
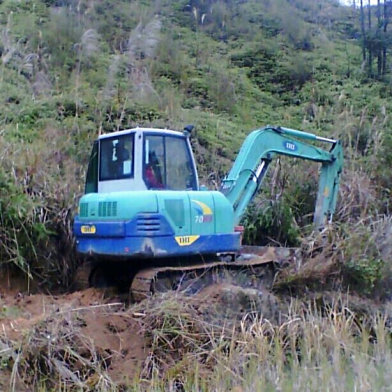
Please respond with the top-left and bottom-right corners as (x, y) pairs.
(143, 133), (198, 191)
(144, 151), (164, 189)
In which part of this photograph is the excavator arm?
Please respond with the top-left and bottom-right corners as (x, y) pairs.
(220, 126), (343, 228)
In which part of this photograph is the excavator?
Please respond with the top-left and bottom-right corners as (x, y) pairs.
(73, 125), (343, 300)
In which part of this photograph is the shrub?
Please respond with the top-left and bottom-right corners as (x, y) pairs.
(342, 258), (384, 296)
(340, 217), (392, 299)
(0, 129), (80, 289)
(242, 199), (300, 247)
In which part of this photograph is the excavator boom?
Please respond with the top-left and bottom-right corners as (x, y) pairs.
(220, 126), (343, 227)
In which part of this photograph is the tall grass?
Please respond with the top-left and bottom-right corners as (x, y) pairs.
(2, 292), (392, 391)
(133, 294), (392, 392)
(0, 127), (81, 289)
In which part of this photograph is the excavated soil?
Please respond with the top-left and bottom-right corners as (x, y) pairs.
(0, 271), (286, 390)
(0, 271), (387, 390)
(0, 287), (147, 389)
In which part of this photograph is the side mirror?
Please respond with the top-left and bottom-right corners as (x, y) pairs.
(183, 124), (195, 137)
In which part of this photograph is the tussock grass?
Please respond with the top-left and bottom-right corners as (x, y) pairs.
(132, 293), (392, 392)
(0, 128), (81, 289)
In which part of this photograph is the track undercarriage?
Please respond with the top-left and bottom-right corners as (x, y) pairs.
(73, 246), (299, 302)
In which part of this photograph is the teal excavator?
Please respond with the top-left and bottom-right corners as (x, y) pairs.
(73, 125), (343, 299)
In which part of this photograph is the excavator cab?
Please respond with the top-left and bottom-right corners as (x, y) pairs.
(84, 128), (199, 194)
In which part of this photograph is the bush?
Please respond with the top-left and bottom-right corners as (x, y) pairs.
(242, 200), (300, 247)
(0, 130), (79, 289)
(342, 258), (384, 296)
(339, 217), (392, 298)
(0, 168), (49, 278)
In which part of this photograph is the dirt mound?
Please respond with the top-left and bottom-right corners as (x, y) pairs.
(0, 277), (288, 390)
(0, 288), (148, 390)
(2, 273), (389, 391)
(1, 288), (119, 338)
(193, 283), (283, 323)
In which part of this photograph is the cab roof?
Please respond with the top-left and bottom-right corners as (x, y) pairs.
(98, 127), (184, 140)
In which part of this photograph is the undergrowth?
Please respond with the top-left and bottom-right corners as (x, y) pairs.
(2, 293), (392, 391)
(0, 130), (80, 289)
(275, 216), (392, 300)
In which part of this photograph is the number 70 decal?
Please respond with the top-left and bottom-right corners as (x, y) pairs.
(192, 200), (213, 224)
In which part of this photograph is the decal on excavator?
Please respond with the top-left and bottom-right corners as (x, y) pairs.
(175, 235), (200, 246)
(283, 140), (297, 151)
(191, 200), (213, 223)
(81, 225), (96, 234)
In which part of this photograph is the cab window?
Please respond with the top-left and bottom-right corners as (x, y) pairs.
(100, 134), (134, 181)
(143, 135), (196, 190)
(85, 141), (98, 193)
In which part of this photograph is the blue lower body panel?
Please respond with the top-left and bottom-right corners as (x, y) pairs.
(75, 233), (240, 258)
(74, 213), (240, 259)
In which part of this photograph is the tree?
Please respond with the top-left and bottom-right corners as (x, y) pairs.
(359, 0), (392, 78)
(360, 0), (367, 63)
(377, 0), (382, 76)
(368, 0), (373, 76)
(382, 0), (390, 75)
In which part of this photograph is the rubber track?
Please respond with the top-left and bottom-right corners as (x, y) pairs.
(130, 246), (299, 302)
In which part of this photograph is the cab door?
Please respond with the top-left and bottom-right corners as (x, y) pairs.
(143, 133), (198, 191)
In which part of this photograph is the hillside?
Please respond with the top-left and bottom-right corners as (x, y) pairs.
(1, 0), (392, 390)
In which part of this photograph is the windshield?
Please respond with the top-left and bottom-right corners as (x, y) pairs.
(143, 134), (197, 190)
(99, 134), (134, 181)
